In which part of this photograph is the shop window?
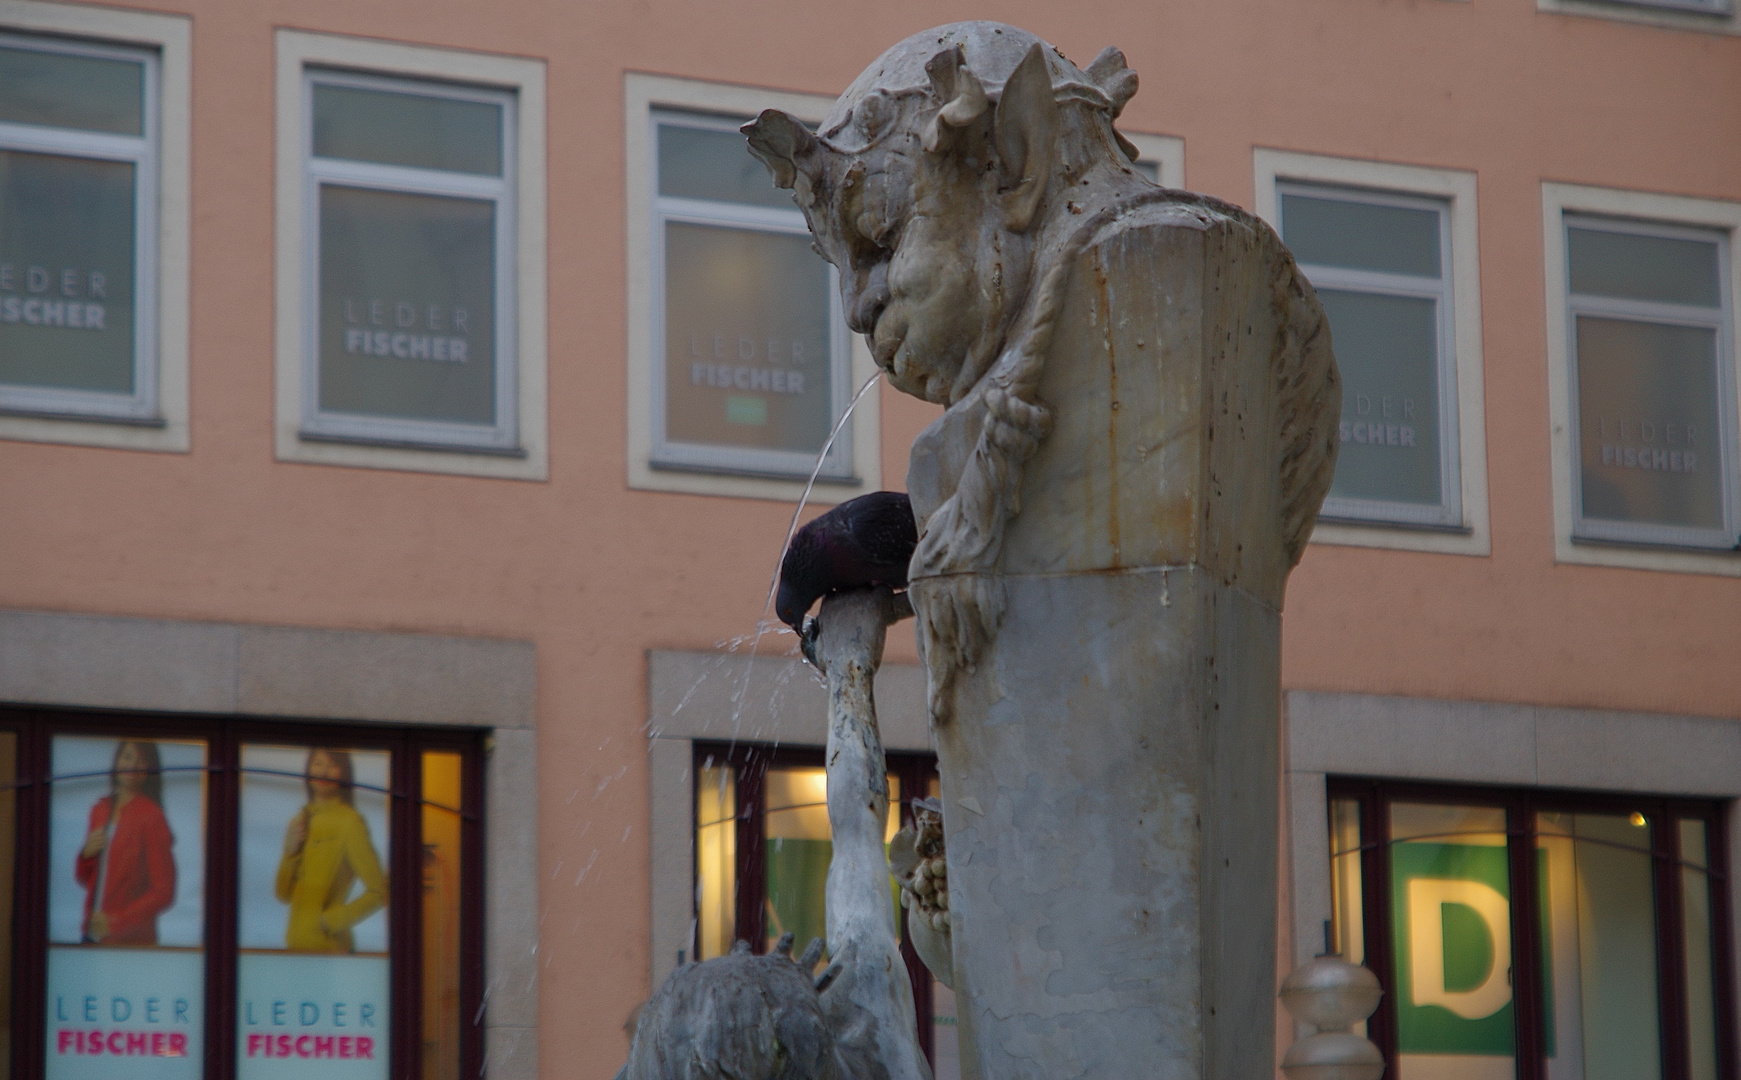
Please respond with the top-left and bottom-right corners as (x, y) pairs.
(648, 109), (856, 483)
(0, 33), (158, 424)
(694, 743), (960, 1079)
(1328, 779), (1736, 1080)
(297, 70), (517, 454)
(1564, 216), (1738, 551)
(1278, 183), (1465, 530)
(0, 708), (483, 1080)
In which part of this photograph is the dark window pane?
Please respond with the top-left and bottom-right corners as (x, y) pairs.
(663, 222), (834, 454)
(0, 150), (136, 393)
(1575, 317), (1724, 532)
(237, 745), (390, 1078)
(1569, 227), (1721, 308)
(313, 84), (502, 176)
(47, 735), (207, 1077)
(1281, 193), (1441, 278)
(1132, 159), (1159, 185)
(1680, 820), (1718, 1080)
(1320, 288), (1442, 506)
(658, 122), (796, 211)
(0, 731), (13, 1080)
(1537, 811), (1661, 1080)
(1388, 803), (1515, 1077)
(421, 752), (463, 1080)
(0, 45), (143, 135)
(318, 185), (497, 426)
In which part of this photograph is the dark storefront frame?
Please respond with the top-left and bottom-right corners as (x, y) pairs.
(1330, 776), (1738, 1080)
(693, 741), (940, 1064)
(0, 704), (486, 1080)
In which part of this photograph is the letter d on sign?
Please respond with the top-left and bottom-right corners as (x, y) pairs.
(1407, 877), (1511, 1020)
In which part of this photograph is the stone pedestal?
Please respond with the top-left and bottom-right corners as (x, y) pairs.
(910, 202), (1329, 1079)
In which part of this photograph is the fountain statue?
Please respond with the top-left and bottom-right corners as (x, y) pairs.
(620, 20), (1341, 1080)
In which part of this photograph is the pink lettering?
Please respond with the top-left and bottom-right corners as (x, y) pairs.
(357, 1035), (375, 1059)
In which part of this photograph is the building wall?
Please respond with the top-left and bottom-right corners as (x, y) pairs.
(0, 0), (1738, 1076)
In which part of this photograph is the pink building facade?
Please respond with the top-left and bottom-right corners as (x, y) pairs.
(0, 0), (1738, 1077)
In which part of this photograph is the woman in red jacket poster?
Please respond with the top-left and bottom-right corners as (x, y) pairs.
(75, 740), (177, 945)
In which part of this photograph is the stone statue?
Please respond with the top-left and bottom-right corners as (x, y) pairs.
(623, 20), (1339, 1080)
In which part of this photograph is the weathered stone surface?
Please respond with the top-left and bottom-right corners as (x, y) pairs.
(742, 19), (1338, 1079)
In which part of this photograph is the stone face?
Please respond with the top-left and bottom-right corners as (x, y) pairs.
(746, 19), (1339, 1080)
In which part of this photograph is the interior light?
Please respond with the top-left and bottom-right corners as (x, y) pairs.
(1630, 812), (1648, 827)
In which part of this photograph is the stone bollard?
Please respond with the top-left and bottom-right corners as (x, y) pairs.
(1278, 954), (1385, 1080)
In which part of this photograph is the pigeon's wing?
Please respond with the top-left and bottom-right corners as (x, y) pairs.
(842, 493), (918, 582)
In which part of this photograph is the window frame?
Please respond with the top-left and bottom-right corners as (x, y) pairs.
(0, 31), (158, 424)
(1543, 183), (1741, 576)
(0, 703), (487, 1080)
(274, 30), (548, 480)
(624, 73), (881, 504)
(298, 68), (520, 455)
(648, 107), (857, 483)
(0, 2), (189, 454)
(1562, 213), (1739, 552)
(1277, 181), (1464, 531)
(1254, 149), (1490, 557)
(691, 740), (943, 1065)
(1326, 776), (1738, 1080)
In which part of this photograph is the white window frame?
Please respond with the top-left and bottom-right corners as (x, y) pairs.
(650, 108), (856, 483)
(275, 31), (547, 480)
(300, 69), (518, 454)
(625, 73), (879, 503)
(1123, 131), (1186, 190)
(1538, 0), (1737, 35)
(1545, 183), (1741, 575)
(0, 1), (188, 453)
(1255, 149), (1490, 556)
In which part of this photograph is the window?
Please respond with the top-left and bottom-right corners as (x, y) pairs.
(1543, 184), (1741, 575)
(1565, 218), (1736, 550)
(1328, 779), (1736, 1080)
(1537, 0), (1736, 33)
(0, 3), (189, 453)
(275, 32), (547, 479)
(694, 743), (960, 1078)
(651, 109), (855, 482)
(1256, 151), (1489, 555)
(1, 707), (483, 1080)
(625, 75), (880, 502)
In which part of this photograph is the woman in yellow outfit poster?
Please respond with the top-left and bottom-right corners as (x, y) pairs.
(275, 748), (387, 952)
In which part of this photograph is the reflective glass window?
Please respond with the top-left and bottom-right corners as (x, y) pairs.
(420, 751), (464, 1080)
(1279, 185), (1462, 528)
(651, 111), (854, 481)
(0, 36), (155, 421)
(1566, 217), (1736, 549)
(1329, 783), (1732, 1080)
(303, 72), (516, 452)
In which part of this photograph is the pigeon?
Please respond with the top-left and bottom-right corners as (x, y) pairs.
(776, 491), (918, 659)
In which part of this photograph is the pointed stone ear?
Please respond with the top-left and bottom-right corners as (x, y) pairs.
(1085, 46), (1139, 118)
(994, 43), (1060, 234)
(922, 45), (989, 154)
(742, 110), (821, 193)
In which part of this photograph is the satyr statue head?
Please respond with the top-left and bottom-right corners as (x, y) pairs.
(744, 22), (1145, 406)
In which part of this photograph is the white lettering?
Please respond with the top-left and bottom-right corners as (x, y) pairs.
(345, 329), (365, 353)
(370, 300), (386, 326)
(88, 271), (105, 299)
(85, 303), (104, 329)
(27, 266), (48, 293)
(449, 339), (467, 362)
(396, 303), (416, 328)
(23, 298), (40, 324)
(432, 337), (448, 361)
(0, 296), (16, 322)
(427, 305), (443, 332)
(0, 264), (12, 290)
(452, 307), (468, 334)
(61, 269), (79, 297)
(409, 335), (430, 360)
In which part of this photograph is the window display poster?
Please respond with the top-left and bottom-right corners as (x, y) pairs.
(236, 745), (389, 1078)
(46, 735), (207, 1080)
(237, 745), (389, 954)
(236, 953), (387, 1079)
